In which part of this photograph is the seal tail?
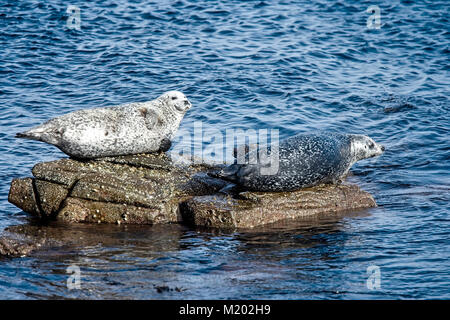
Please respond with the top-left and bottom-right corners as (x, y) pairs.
(15, 130), (44, 141)
(15, 124), (54, 142)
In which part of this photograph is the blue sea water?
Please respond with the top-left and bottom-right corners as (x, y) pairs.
(0, 0), (449, 299)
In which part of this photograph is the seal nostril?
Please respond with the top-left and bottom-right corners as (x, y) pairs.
(381, 145), (385, 151)
(184, 100), (190, 106)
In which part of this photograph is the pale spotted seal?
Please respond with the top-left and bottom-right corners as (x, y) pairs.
(211, 132), (385, 192)
(16, 91), (192, 159)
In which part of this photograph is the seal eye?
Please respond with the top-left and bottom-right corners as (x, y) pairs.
(171, 96), (177, 101)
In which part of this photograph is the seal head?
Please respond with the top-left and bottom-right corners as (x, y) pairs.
(349, 134), (385, 161)
(160, 90), (192, 113)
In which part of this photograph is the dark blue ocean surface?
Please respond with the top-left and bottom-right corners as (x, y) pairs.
(0, 0), (449, 299)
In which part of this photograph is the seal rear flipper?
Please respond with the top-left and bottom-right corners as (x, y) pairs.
(16, 131), (34, 139)
(207, 164), (240, 183)
(15, 130), (45, 142)
(15, 125), (63, 145)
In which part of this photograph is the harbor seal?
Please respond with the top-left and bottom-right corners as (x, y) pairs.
(211, 132), (385, 192)
(16, 91), (192, 159)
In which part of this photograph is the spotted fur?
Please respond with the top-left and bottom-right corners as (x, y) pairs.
(16, 91), (191, 159)
(213, 132), (384, 192)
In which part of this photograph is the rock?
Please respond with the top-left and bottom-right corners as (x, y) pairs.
(8, 153), (228, 226)
(0, 235), (39, 257)
(58, 197), (177, 224)
(7, 153), (377, 229)
(34, 180), (68, 217)
(8, 178), (41, 218)
(0, 226), (49, 257)
(180, 184), (376, 229)
(0, 222), (185, 258)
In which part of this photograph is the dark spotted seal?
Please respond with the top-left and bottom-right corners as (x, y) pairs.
(16, 91), (191, 159)
(212, 132), (385, 192)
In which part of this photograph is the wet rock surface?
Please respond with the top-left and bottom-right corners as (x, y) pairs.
(8, 154), (228, 226)
(0, 232), (44, 257)
(0, 223), (59, 257)
(181, 184), (376, 229)
(6, 153), (376, 244)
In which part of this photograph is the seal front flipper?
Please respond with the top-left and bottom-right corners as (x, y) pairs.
(158, 137), (172, 152)
(139, 108), (162, 131)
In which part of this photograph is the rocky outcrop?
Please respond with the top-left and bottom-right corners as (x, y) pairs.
(180, 184), (376, 229)
(0, 231), (45, 257)
(8, 154), (226, 225)
(8, 153), (376, 232)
